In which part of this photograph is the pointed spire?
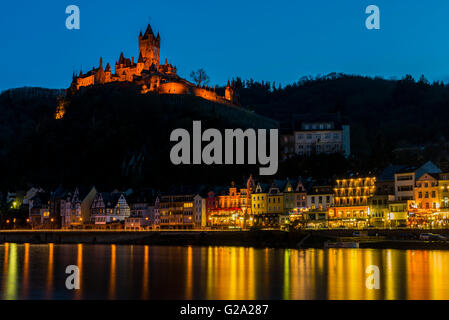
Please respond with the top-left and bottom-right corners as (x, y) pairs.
(99, 57), (103, 69)
(105, 63), (111, 72)
(227, 80), (230, 87)
(165, 58), (167, 65)
(139, 30), (142, 37)
(138, 51), (144, 63)
(144, 24), (154, 37)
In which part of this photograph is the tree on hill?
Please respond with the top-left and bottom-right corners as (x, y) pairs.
(190, 68), (210, 87)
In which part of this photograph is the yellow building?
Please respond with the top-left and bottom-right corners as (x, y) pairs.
(252, 182), (284, 227)
(329, 176), (376, 228)
(438, 172), (449, 226)
(409, 173), (439, 228)
(251, 183), (269, 216)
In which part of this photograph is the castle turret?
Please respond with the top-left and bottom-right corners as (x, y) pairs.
(138, 23), (160, 69)
(95, 57), (105, 84)
(225, 80), (233, 101)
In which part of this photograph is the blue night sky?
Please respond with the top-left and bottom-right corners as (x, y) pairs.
(1, 0), (449, 91)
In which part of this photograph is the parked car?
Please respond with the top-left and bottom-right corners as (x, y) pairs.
(420, 233), (440, 240)
(437, 234), (449, 241)
(353, 231), (368, 237)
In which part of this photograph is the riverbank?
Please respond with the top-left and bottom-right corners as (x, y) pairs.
(2, 229), (449, 250)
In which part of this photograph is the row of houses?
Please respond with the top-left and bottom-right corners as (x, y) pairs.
(8, 160), (449, 230)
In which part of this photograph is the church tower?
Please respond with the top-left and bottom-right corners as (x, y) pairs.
(138, 24), (160, 69)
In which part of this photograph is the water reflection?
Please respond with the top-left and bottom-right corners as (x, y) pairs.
(1, 244), (449, 299)
(109, 244), (116, 299)
(5, 243), (18, 299)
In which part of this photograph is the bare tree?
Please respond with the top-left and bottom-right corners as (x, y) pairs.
(190, 68), (210, 87)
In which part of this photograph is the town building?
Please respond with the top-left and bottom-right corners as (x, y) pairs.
(394, 161), (441, 201)
(282, 179), (298, 214)
(438, 172), (449, 227)
(60, 187), (97, 229)
(280, 113), (350, 159)
(329, 176), (376, 228)
(251, 183), (269, 226)
(301, 183), (332, 228)
(28, 192), (51, 228)
(387, 200), (410, 228)
(90, 191), (131, 225)
(193, 194), (207, 229)
(124, 189), (157, 230)
(158, 194), (195, 229)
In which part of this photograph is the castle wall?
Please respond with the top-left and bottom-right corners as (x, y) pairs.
(158, 82), (190, 95)
(76, 75), (95, 89)
(192, 87), (219, 102)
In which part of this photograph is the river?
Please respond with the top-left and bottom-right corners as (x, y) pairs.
(0, 243), (448, 299)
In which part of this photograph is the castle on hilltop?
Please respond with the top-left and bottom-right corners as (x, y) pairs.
(56, 24), (238, 118)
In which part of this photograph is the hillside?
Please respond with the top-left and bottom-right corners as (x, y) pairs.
(2, 74), (449, 190)
(236, 74), (449, 167)
(0, 84), (277, 190)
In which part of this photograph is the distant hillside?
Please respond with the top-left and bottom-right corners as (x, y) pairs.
(2, 74), (449, 190)
(235, 73), (449, 167)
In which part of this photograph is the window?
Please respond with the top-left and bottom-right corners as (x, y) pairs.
(397, 175), (413, 181)
(432, 191), (436, 198)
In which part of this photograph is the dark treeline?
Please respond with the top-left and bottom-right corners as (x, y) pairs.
(221, 73), (449, 170)
(2, 73), (449, 191)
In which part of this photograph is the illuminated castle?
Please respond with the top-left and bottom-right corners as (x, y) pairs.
(63, 24), (238, 112)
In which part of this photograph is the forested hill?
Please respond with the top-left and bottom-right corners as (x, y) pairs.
(1, 74), (449, 190)
(0, 84), (277, 190)
(235, 73), (449, 165)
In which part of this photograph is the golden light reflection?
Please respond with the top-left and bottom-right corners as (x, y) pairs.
(22, 243), (29, 298)
(74, 244), (83, 299)
(142, 245), (149, 299)
(5, 243), (18, 300)
(229, 247), (238, 299)
(185, 246), (193, 299)
(46, 243), (54, 298)
(283, 249), (290, 299)
(4, 244), (449, 300)
(109, 244), (116, 299)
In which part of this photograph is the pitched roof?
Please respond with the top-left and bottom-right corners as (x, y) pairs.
(415, 161), (442, 179)
(378, 164), (406, 181)
(142, 24), (154, 39)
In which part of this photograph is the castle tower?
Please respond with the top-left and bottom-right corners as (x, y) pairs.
(138, 24), (160, 69)
(225, 80), (234, 102)
(95, 57), (106, 84)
